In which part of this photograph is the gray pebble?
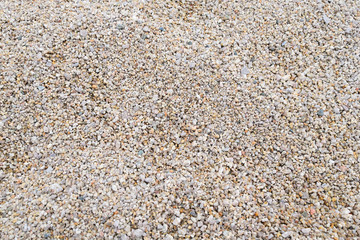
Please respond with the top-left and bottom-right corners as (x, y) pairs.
(173, 217), (181, 226)
(241, 66), (250, 76)
(120, 234), (129, 240)
(190, 210), (197, 217)
(282, 231), (292, 238)
(64, 73), (71, 80)
(132, 229), (144, 238)
(50, 183), (63, 193)
(301, 228), (311, 235)
(317, 109), (324, 117)
(80, 30), (87, 37)
(78, 195), (86, 201)
(164, 235), (173, 240)
(323, 15), (331, 24)
(117, 24), (125, 30)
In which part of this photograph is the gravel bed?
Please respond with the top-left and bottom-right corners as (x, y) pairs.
(0, 0), (359, 239)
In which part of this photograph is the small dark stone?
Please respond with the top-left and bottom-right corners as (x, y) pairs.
(78, 195), (86, 201)
(187, 41), (193, 45)
(269, 46), (276, 52)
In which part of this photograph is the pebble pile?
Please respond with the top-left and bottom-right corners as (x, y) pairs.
(1, 0), (360, 239)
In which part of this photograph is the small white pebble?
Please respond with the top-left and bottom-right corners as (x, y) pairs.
(173, 217), (181, 226)
(323, 14), (330, 24)
(50, 183), (63, 193)
(132, 229), (144, 238)
(164, 235), (173, 240)
(301, 228), (311, 235)
(80, 30), (87, 37)
(241, 66), (250, 76)
(282, 231), (292, 238)
(64, 73), (71, 80)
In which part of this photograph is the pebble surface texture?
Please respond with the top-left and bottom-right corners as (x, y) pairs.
(1, 0), (360, 239)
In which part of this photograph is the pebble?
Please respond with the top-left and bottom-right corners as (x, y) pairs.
(241, 66), (250, 76)
(282, 231), (292, 238)
(144, 177), (153, 183)
(64, 73), (71, 80)
(173, 217), (181, 226)
(50, 183), (63, 193)
(164, 235), (173, 240)
(78, 195), (86, 201)
(302, 191), (309, 199)
(190, 210), (197, 217)
(120, 235), (129, 240)
(323, 14), (331, 24)
(342, 208), (351, 217)
(301, 228), (311, 235)
(79, 30), (87, 38)
(317, 109), (325, 117)
(132, 229), (144, 238)
(45, 166), (53, 173)
(117, 24), (125, 30)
